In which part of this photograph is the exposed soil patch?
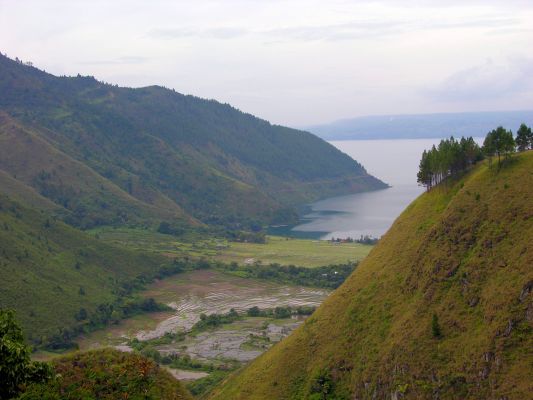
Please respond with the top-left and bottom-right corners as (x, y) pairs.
(165, 368), (209, 381)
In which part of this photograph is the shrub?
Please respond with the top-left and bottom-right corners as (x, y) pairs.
(0, 309), (52, 399)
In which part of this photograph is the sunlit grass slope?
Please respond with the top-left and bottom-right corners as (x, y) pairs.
(209, 151), (533, 400)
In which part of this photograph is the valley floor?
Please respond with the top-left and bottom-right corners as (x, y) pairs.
(88, 230), (372, 267)
(32, 233), (361, 397)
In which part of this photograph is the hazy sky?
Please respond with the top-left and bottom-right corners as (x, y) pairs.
(1, 0), (532, 126)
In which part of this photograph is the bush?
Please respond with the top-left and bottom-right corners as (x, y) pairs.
(0, 309), (53, 399)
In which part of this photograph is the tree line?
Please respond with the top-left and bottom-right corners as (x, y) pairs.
(417, 123), (532, 190)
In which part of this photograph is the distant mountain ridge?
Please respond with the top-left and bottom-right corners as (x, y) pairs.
(309, 110), (533, 140)
(0, 54), (386, 230)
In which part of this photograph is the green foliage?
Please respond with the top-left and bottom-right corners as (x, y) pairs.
(0, 310), (52, 399)
(187, 370), (231, 397)
(19, 348), (192, 399)
(515, 123), (533, 152)
(129, 332), (186, 354)
(309, 369), (335, 399)
(417, 136), (483, 189)
(483, 126), (516, 168)
(0, 53), (385, 230)
(247, 305), (315, 318)
(193, 308), (241, 332)
(0, 195), (176, 350)
(218, 262), (357, 289)
(224, 229), (266, 244)
(157, 221), (188, 237)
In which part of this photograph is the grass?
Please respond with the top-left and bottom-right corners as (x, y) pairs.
(0, 194), (171, 349)
(89, 228), (373, 268)
(0, 114), (189, 229)
(216, 236), (371, 267)
(208, 151), (533, 400)
(19, 348), (193, 399)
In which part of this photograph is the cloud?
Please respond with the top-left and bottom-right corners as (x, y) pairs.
(425, 58), (533, 102)
(264, 17), (517, 42)
(79, 56), (148, 65)
(147, 15), (517, 43)
(149, 27), (248, 40)
(362, 0), (532, 7)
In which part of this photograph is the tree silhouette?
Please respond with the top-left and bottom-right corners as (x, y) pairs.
(515, 123), (533, 152)
(417, 136), (483, 190)
(484, 127), (515, 168)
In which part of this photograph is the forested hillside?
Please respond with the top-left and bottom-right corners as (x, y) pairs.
(0, 194), (174, 349)
(209, 151), (533, 399)
(0, 54), (385, 230)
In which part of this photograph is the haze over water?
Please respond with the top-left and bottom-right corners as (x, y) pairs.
(291, 138), (483, 239)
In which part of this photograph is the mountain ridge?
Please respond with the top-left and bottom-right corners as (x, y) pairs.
(0, 54), (386, 230)
(308, 110), (533, 141)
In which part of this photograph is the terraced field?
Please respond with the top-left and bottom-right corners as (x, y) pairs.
(137, 270), (328, 340)
(75, 270), (330, 379)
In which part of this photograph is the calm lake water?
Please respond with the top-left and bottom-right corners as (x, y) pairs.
(286, 138), (483, 239)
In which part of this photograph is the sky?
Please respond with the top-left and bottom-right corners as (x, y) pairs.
(1, 0), (533, 127)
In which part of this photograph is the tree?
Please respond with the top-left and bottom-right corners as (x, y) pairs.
(417, 136), (482, 191)
(417, 150), (432, 190)
(483, 131), (496, 168)
(503, 132), (516, 158)
(483, 126), (515, 168)
(75, 308), (87, 321)
(247, 306), (261, 317)
(0, 309), (52, 399)
(515, 123), (533, 152)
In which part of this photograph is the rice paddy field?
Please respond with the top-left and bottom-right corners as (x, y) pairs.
(71, 270), (330, 388)
(43, 230), (373, 396)
(89, 228), (373, 267)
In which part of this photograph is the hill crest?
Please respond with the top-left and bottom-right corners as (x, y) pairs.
(0, 53), (386, 230)
(209, 151), (533, 399)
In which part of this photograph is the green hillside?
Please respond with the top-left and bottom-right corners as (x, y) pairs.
(19, 348), (192, 399)
(0, 194), (172, 349)
(0, 54), (386, 230)
(0, 113), (190, 228)
(209, 151), (533, 399)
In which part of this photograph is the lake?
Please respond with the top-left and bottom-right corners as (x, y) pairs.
(288, 138), (483, 239)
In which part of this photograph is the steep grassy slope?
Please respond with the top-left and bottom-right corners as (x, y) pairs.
(0, 169), (60, 213)
(19, 348), (192, 399)
(209, 152), (533, 399)
(0, 113), (190, 228)
(0, 54), (386, 229)
(0, 194), (170, 347)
